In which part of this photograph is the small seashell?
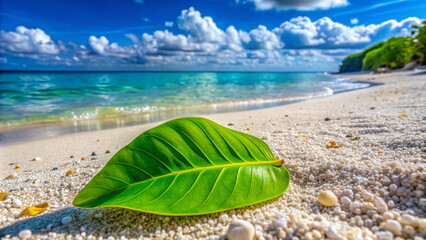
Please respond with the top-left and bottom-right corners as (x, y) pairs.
(66, 170), (74, 176)
(7, 173), (17, 179)
(318, 190), (338, 207)
(15, 165), (21, 169)
(0, 192), (11, 201)
(19, 202), (49, 217)
(33, 157), (42, 161)
(105, 150), (111, 154)
(400, 114), (407, 117)
(81, 157), (87, 160)
(303, 139), (308, 142)
(246, 128), (251, 130)
(91, 152), (96, 156)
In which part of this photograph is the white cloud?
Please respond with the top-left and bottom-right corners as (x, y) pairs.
(88, 36), (136, 58)
(177, 7), (227, 43)
(0, 7), (421, 71)
(248, 0), (349, 11)
(165, 21), (174, 27)
(350, 18), (359, 25)
(273, 16), (421, 48)
(0, 26), (60, 54)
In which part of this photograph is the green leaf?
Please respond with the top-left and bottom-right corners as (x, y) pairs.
(73, 117), (290, 216)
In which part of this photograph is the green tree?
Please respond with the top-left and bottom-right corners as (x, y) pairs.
(411, 20), (426, 65)
(362, 37), (415, 70)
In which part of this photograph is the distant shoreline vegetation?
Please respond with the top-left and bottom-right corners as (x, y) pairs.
(339, 20), (426, 73)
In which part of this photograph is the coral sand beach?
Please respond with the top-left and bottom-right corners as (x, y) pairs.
(0, 70), (425, 239)
(1, 0), (426, 239)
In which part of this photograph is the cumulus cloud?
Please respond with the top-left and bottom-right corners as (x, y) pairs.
(0, 7), (421, 71)
(88, 36), (135, 58)
(274, 16), (421, 48)
(351, 18), (359, 25)
(0, 26), (60, 54)
(248, 0), (349, 11)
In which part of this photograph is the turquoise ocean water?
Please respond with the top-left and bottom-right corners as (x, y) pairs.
(0, 72), (372, 144)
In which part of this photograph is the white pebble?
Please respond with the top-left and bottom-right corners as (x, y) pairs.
(341, 196), (352, 205)
(376, 231), (393, 240)
(219, 214), (229, 224)
(18, 229), (32, 239)
(381, 220), (402, 235)
(13, 199), (22, 208)
(325, 224), (343, 239)
(33, 157), (42, 161)
(382, 212), (394, 221)
(404, 225), (415, 236)
(399, 214), (415, 226)
(362, 191), (374, 202)
(272, 219), (287, 229)
(318, 190), (338, 207)
(374, 198), (388, 213)
(309, 175), (315, 181)
(62, 215), (72, 225)
(226, 220), (254, 240)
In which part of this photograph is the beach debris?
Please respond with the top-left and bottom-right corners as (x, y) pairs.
(91, 157), (97, 160)
(370, 107), (375, 109)
(284, 114), (288, 117)
(66, 170), (75, 176)
(228, 123), (234, 126)
(61, 215), (72, 225)
(13, 199), (23, 208)
(400, 114), (407, 117)
(246, 128), (251, 130)
(351, 136), (360, 140)
(326, 141), (341, 148)
(18, 229), (32, 239)
(303, 139), (308, 142)
(336, 118), (341, 120)
(32, 157), (41, 161)
(9, 162), (17, 165)
(97, 139), (100, 142)
(0, 192), (11, 201)
(19, 203), (48, 217)
(81, 157), (87, 160)
(346, 134), (353, 138)
(324, 117), (331, 121)
(52, 167), (58, 171)
(105, 150), (111, 154)
(272, 123), (277, 125)
(15, 165), (21, 169)
(225, 220), (254, 240)
(318, 190), (338, 206)
(91, 152), (97, 156)
(7, 173), (17, 179)
(70, 155), (74, 158)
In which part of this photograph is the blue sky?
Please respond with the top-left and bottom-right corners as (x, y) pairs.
(0, 0), (425, 71)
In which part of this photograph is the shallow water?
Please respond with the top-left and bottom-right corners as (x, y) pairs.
(0, 71), (372, 144)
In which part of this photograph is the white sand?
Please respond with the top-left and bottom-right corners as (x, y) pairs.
(0, 70), (425, 239)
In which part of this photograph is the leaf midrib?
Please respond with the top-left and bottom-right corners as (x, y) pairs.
(74, 159), (284, 206)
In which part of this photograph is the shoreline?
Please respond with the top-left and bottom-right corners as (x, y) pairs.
(0, 70), (425, 239)
(0, 75), (377, 146)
